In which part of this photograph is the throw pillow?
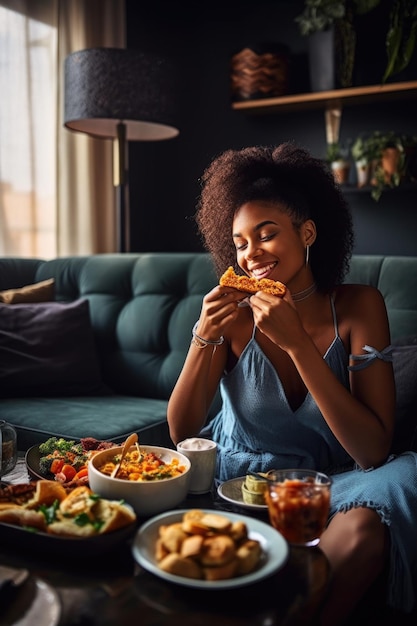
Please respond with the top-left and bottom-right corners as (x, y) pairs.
(0, 278), (55, 304)
(391, 335), (417, 454)
(0, 299), (110, 397)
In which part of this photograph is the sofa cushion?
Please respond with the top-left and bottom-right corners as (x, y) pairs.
(391, 335), (417, 453)
(0, 278), (55, 304)
(1, 396), (172, 450)
(0, 299), (109, 397)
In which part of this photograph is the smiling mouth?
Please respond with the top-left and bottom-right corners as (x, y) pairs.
(250, 262), (277, 280)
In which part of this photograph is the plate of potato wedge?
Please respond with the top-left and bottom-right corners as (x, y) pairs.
(132, 508), (288, 589)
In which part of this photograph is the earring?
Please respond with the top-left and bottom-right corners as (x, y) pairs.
(305, 245), (310, 266)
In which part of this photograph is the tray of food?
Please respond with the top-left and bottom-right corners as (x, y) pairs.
(0, 479), (137, 557)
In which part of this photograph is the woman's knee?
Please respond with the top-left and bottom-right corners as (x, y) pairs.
(322, 507), (389, 566)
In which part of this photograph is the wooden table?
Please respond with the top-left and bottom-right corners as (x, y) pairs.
(0, 458), (331, 626)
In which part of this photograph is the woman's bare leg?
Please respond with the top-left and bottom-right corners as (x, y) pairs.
(318, 507), (389, 626)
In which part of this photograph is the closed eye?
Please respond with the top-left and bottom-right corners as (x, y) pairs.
(235, 232), (276, 251)
(260, 233), (275, 242)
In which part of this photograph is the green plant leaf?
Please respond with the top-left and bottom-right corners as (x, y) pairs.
(295, 0), (346, 35)
(353, 0), (381, 16)
(382, 0), (417, 82)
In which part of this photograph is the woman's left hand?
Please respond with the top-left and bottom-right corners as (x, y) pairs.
(248, 290), (305, 349)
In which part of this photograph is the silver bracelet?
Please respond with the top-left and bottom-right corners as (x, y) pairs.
(192, 321), (224, 347)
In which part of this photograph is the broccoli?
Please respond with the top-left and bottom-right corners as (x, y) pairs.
(38, 437), (60, 455)
(38, 456), (54, 475)
(72, 454), (88, 470)
(38, 437), (81, 456)
(69, 443), (84, 456)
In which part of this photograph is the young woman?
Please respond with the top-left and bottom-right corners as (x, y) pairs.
(167, 142), (417, 624)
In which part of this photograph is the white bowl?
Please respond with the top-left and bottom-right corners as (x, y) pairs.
(88, 445), (191, 517)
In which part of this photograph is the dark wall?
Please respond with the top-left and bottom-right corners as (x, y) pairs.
(125, 0), (417, 256)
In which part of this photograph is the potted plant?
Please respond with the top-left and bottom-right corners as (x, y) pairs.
(350, 131), (410, 198)
(295, 0), (379, 90)
(295, 0), (349, 91)
(295, 0), (417, 90)
(326, 141), (350, 185)
(368, 131), (406, 201)
(350, 133), (381, 188)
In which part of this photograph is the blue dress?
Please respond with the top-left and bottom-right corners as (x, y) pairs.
(200, 299), (417, 612)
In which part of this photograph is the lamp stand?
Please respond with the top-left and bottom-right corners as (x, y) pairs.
(113, 122), (130, 252)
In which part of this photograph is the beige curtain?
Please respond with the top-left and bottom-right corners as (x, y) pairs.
(0, 0), (125, 258)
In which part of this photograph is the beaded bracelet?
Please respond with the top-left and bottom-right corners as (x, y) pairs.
(191, 321), (224, 349)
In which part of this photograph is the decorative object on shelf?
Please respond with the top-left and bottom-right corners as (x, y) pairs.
(230, 43), (290, 101)
(325, 141), (350, 184)
(64, 48), (180, 253)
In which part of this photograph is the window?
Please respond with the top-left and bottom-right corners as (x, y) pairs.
(0, 1), (57, 257)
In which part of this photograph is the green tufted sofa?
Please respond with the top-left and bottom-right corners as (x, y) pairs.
(0, 253), (416, 454)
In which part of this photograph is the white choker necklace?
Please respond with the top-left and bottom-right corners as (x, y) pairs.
(292, 283), (317, 302)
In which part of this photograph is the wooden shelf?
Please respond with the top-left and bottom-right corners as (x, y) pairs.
(342, 182), (417, 195)
(231, 81), (417, 114)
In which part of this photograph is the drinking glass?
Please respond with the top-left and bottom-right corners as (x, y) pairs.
(265, 469), (332, 547)
(0, 420), (17, 478)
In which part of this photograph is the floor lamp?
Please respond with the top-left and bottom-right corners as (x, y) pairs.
(63, 48), (180, 252)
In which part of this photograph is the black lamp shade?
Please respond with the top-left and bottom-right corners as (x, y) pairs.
(64, 48), (179, 141)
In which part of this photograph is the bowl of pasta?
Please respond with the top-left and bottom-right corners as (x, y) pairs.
(88, 444), (191, 518)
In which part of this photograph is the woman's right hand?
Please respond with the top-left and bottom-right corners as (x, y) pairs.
(195, 285), (247, 341)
